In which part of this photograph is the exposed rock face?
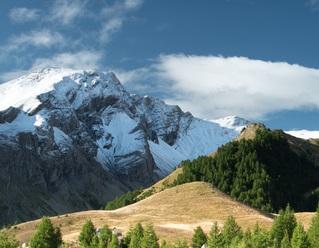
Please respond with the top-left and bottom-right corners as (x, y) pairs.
(0, 68), (245, 225)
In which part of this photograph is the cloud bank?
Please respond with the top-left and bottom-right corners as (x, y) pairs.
(120, 55), (319, 119)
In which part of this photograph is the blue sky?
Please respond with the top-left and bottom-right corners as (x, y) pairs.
(1, 0), (319, 130)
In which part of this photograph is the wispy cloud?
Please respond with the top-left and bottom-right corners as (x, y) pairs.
(119, 54), (319, 119)
(100, 0), (143, 43)
(9, 7), (40, 23)
(31, 50), (103, 70)
(9, 30), (65, 49)
(0, 29), (65, 62)
(49, 0), (88, 25)
(307, 0), (319, 9)
(1, 0), (144, 78)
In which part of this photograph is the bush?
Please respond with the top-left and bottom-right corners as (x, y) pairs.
(0, 231), (18, 248)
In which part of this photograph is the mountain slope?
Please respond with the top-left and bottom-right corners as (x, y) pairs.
(7, 182), (274, 245)
(0, 68), (246, 225)
(174, 124), (319, 212)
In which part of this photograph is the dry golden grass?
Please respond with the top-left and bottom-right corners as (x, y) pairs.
(8, 182), (277, 246)
(139, 167), (182, 196)
(295, 212), (315, 229)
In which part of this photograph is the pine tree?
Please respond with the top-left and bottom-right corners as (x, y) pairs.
(308, 205), (319, 248)
(129, 223), (144, 248)
(271, 205), (297, 247)
(280, 232), (291, 248)
(249, 224), (272, 248)
(291, 224), (311, 248)
(79, 219), (96, 248)
(109, 234), (120, 248)
(141, 224), (159, 248)
(0, 231), (18, 248)
(222, 216), (242, 246)
(173, 240), (188, 248)
(122, 227), (132, 248)
(99, 225), (112, 248)
(207, 222), (223, 248)
(192, 226), (207, 248)
(160, 240), (172, 248)
(91, 235), (100, 248)
(29, 217), (62, 248)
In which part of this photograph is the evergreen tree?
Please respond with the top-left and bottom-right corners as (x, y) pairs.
(0, 231), (18, 248)
(249, 225), (272, 248)
(207, 222), (223, 248)
(109, 234), (120, 248)
(29, 217), (62, 248)
(129, 223), (144, 248)
(192, 226), (207, 248)
(141, 225), (159, 248)
(280, 232), (291, 248)
(160, 240), (172, 248)
(99, 225), (112, 248)
(271, 205), (297, 246)
(222, 216), (242, 246)
(308, 205), (319, 248)
(122, 227), (132, 248)
(291, 224), (311, 248)
(173, 240), (188, 248)
(174, 127), (319, 212)
(79, 219), (96, 248)
(91, 235), (100, 248)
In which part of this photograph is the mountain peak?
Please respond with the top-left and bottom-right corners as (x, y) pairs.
(0, 68), (247, 225)
(211, 115), (250, 132)
(0, 68), (125, 113)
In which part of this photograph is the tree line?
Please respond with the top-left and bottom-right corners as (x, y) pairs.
(174, 128), (319, 212)
(2, 205), (319, 247)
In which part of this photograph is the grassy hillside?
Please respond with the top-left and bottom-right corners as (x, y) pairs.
(6, 182), (276, 245)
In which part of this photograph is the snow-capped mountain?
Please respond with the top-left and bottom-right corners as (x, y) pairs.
(285, 130), (319, 140)
(211, 116), (250, 132)
(0, 68), (246, 224)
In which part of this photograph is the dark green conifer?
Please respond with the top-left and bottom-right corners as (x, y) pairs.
(192, 226), (207, 248)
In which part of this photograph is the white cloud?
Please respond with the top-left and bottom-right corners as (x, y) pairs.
(100, 0), (143, 43)
(9, 7), (40, 23)
(121, 54), (319, 119)
(100, 18), (124, 43)
(50, 0), (87, 25)
(0, 30), (65, 61)
(32, 50), (103, 70)
(9, 30), (64, 49)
